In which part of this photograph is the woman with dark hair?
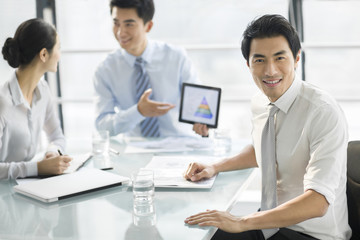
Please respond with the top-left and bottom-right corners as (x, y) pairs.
(0, 18), (71, 179)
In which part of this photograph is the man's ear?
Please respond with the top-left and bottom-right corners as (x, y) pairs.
(39, 48), (48, 63)
(294, 50), (301, 69)
(145, 20), (153, 33)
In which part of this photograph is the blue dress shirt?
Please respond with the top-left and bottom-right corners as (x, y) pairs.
(93, 39), (200, 137)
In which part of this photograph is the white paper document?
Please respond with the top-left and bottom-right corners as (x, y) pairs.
(145, 155), (220, 188)
(63, 153), (92, 174)
(124, 137), (214, 154)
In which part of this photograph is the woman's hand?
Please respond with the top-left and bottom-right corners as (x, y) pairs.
(37, 155), (72, 175)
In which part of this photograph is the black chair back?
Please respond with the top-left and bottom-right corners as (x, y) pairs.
(347, 141), (360, 239)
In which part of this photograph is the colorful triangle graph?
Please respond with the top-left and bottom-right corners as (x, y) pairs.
(194, 97), (213, 119)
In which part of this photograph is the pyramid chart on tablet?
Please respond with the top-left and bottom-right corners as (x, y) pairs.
(194, 97), (213, 119)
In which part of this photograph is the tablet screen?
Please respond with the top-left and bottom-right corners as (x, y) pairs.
(179, 83), (221, 128)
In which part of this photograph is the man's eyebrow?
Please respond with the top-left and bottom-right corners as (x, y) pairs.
(112, 19), (136, 23)
(123, 19), (136, 23)
(273, 50), (287, 56)
(252, 53), (265, 58)
(252, 50), (287, 58)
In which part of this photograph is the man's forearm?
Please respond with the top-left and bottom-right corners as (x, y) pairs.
(240, 189), (329, 231)
(214, 144), (258, 173)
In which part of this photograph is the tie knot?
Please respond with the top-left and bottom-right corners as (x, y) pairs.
(269, 104), (279, 117)
(135, 58), (145, 67)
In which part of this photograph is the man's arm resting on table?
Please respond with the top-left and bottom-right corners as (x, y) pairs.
(241, 189), (329, 230)
(185, 189), (329, 233)
(214, 144), (258, 173)
(184, 144), (258, 181)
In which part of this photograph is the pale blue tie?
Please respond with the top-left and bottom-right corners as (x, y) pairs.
(261, 104), (279, 239)
(135, 58), (160, 137)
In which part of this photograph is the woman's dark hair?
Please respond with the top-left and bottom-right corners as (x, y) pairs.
(2, 18), (57, 68)
(110, 0), (154, 24)
(241, 14), (301, 63)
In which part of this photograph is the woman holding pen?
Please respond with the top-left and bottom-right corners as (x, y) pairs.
(0, 18), (71, 179)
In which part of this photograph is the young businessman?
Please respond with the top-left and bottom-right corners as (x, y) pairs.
(185, 15), (351, 240)
(93, 0), (200, 137)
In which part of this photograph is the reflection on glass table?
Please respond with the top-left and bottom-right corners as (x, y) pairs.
(1, 137), (254, 240)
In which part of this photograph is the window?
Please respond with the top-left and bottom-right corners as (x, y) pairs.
(302, 0), (360, 139)
(0, 0), (36, 82)
(56, 0), (288, 142)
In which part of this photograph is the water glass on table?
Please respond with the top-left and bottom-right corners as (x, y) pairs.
(92, 130), (109, 156)
(213, 128), (232, 155)
(131, 169), (156, 226)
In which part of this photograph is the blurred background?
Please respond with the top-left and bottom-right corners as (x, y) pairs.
(1, 0), (359, 149)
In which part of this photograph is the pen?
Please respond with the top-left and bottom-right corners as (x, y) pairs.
(109, 148), (120, 155)
(58, 149), (63, 156)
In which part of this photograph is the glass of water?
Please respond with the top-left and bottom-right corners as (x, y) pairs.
(131, 169), (156, 226)
(92, 130), (109, 156)
(212, 128), (232, 156)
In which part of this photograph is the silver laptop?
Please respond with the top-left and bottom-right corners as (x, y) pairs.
(13, 168), (129, 203)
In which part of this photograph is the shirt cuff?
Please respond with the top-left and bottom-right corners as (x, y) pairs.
(25, 161), (38, 177)
(304, 181), (335, 205)
(46, 144), (61, 154)
(134, 104), (146, 121)
(116, 104), (145, 124)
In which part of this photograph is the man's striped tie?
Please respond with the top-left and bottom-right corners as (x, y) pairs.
(135, 58), (160, 137)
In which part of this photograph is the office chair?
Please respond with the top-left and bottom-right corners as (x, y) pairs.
(347, 141), (360, 240)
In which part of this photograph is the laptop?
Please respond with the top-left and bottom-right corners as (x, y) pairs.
(13, 168), (129, 203)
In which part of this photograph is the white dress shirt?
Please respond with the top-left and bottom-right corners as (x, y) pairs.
(0, 72), (65, 179)
(251, 76), (351, 239)
(93, 39), (200, 137)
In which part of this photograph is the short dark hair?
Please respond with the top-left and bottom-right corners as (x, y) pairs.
(2, 18), (57, 68)
(109, 0), (155, 24)
(241, 14), (301, 63)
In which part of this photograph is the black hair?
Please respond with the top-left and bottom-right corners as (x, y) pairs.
(109, 0), (155, 24)
(241, 14), (301, 63)
(2, 18), (57, 68)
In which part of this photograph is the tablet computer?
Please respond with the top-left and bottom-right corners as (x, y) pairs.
(179, 83), (221, 128)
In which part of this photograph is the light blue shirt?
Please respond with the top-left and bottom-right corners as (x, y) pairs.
(0, 72), (66, 179)
(93, 40), (200, 137)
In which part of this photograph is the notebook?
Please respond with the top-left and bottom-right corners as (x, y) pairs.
(13, 168), (129, 203)
(63, 153), (92, 174)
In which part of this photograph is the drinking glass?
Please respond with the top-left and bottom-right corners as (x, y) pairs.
(92, 130), (109, 156)
(213, 128), (232, 155)
(131, 169), (156, 226)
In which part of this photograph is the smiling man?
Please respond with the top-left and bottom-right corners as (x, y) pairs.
(93, 0), (199, 137)
(186, 15), (351, 240)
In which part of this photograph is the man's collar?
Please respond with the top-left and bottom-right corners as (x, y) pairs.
(122, 39), (154, 67)
(272, 75), (302, 114)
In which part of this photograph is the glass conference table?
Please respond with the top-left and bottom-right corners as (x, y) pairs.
(0, 137), (254, 240)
